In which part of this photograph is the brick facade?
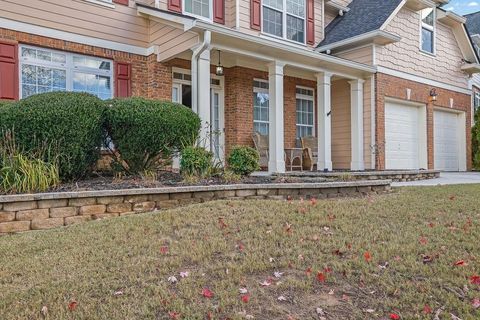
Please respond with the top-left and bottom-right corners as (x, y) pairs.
(375, 73), (472, 170)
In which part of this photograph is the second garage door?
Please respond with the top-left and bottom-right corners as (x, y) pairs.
(385, 101), (426, 170)
(434, 110), (462, 171)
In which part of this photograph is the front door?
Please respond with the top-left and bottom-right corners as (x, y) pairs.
(211, 86), (225, 162)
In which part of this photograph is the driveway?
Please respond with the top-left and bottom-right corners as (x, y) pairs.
(392, 172), (480, 187)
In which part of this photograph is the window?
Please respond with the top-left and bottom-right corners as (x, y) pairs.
(253, 80), (269, 135)
(475, 92), (480, 112)
(172, 70), (192, 108)
(20, 46), (113, 100)
(262, 0), (305, 43)
(184, 0), (211, 19)
(420, 8), (435, 54)
(296, 87), (314, 138)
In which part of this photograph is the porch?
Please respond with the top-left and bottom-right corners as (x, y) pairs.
(138, 6), (376, 173)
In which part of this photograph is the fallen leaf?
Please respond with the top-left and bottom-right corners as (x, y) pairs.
(179, 271), (189, 278)
(160, 246), (169, 254)
(454, 260), (467, 266)
(218, 217), (228, 229)
(472, 298), (480, 309)
(168, 276), (178, 284)
(378, 262), (389, 270)
(201, 288), (214, 298)
(68, 301), (77, 311)
(40, 306), (48, 317)
(422, 255), (434, 264)
(269, 257), (275, 263)
(449, 195), (456, 201)
(239, 288), (248, 294)
(423, 305), (432, 314)
(364, 251), (372, 263)
(316, 307), (326, 315)
(316, 272), (326, 282)
(470, 275), (480, 285)
(450, 314), (462, 320)
(365, 309), (375, 313)
(419, 236), (428, 245)
(260, 279), (272, 287)
(277, 295), (287, 301)
(274, 271), (284, 279)
(306, 267), (312, 276)
(168, 311), (181, 319)
(113, 290), (124, 296)
(310, 198), (317, 206)
(389, 313), (400, 319)
(241, 294), (250, 303)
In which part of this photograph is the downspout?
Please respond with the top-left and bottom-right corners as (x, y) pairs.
(191, 30), (211, 114)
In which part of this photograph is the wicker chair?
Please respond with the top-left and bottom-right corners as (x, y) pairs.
(252, 132), (269, 168)
(301, 136), (318, 171)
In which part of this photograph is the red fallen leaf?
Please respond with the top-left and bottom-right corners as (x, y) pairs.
(160, 246), (169, 254)
(364, 251), (372, 263)
(423, 305), (432, 314)
(218, 217), (227, 229)
(310, 198), (317, 206)
(389, 313), (400, 319)
(202, 288), (214, 298)
(316, 272), (326, 282)
(327, 214), (336, 221)
(472, 298), (480, 309)
(449, 195), (456, 201)
(285, 223), (293, 235)
(454, 260), (466, 266)
(237, 242), (245, 252)
(332, 249), (344, 257)
(68, 301), (77, 311)
(306, 267), (312, 276)
(206, 311), (213, 320)
(428, 222), (435, 228)
(419, 236), (428, 245)
(422, 255), (433, 264)
(241, 294), (250, 303)
(323, 267), (332, 273)
(168, 311), (181, 319)
(346, 243), (352, 250)
(470, 275), (480, 285)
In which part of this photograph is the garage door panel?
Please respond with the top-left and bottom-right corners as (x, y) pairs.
(434, 110), (459, 171)
(385, 102), (422, 170)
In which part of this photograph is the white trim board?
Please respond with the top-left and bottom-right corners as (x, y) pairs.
(0, 17), (154, 56)
(377, 66), (471, 95)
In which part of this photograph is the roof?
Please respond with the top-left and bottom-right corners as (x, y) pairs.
(318, 0), (403, 48)
(465, 11), (480, 36)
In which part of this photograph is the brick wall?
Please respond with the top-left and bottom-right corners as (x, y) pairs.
(375, 73), (472, 170)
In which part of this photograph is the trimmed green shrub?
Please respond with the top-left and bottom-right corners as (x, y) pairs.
(0, 131), (60, 194)
(180, 146), (213, 178)
(0, 92), (104, 180)
(105, 98), (201, 173)
(227, 146), (260, 176)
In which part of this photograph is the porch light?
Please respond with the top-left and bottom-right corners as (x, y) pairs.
(215, 50), (224, 76)
(430, 88), (438, 101)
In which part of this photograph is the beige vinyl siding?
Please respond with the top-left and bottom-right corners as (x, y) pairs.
(314, 0), (323, 44)
(225, 0), (236, 28)
(331, 79), (351, 169)
(150, 22), (199, 60)
(335, 45), (374, 65)
(0, 0), (150, 47)
(378, 7), (469, 89)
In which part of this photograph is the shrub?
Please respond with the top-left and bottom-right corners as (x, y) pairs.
(105, 98), (201, 174)
(227, 146), (260, 176)
(0, 131), (60, 194)
(180, 146), (213, 178)
(0, 92), (104, 180)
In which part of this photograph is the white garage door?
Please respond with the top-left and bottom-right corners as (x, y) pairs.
(385, 101), (424, 170)
(434, 110), (460, 171)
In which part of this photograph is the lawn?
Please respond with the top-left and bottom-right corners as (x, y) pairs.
(0, 185), (479, 319)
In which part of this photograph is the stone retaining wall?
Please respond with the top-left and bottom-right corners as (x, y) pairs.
(281, 170), (440, 182)
(0, 181), (391, 235)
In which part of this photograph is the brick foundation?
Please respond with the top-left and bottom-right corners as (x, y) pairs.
(375, 73), (472, 170)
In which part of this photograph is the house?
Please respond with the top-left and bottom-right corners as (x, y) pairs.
(0, 0), (477, 173)
(465, 10), (480, 122)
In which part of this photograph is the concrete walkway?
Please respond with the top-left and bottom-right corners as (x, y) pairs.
(392, 172), (480, 187)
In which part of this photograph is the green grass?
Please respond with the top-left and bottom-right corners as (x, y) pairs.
(1, 185), (480, 319)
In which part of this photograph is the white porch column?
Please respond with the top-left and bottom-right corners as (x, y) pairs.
(268, 61), (286, 173)
(316, 72), (333, 171)
(197, 49), (211, 150)
(349, 79), (365, 171)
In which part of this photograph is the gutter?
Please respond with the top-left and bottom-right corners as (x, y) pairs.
(191, 30), (211, 114)
(316, 30), (401, 53)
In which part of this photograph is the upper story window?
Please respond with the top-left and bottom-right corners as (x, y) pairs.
(262, 0), (306, 44)
(420, 8), (435, 54)
(20, 46), (113, 100)
(184, 0), (211, 19)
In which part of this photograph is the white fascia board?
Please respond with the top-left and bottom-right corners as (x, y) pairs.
(136, 4), (195, 31)
(193, 20), (377, 74)
(316, 30), (401, 53)
(0, 17), (152, 56)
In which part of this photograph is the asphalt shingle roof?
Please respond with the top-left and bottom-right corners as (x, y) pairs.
(465, 11), (480, 36)
(318, 0), (403, 48)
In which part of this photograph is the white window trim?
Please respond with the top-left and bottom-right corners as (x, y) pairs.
(84, 0), (116, 9)
(253, 78), (270, 133)
(295, 85), (315, 138)
(261, 0), (307, 45)
(419, 7), (436, 56)
(182, 0), (213, 22)
(19, 45), (113, 100)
